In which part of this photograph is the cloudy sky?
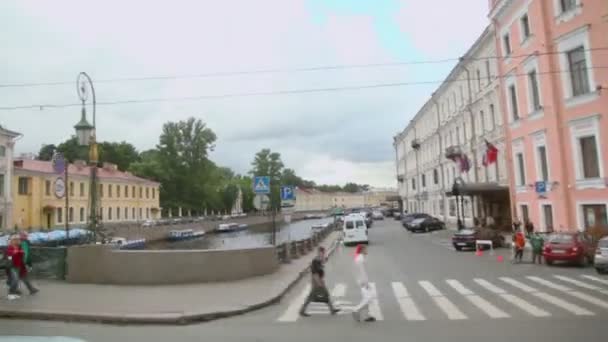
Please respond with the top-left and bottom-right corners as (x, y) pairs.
(0, 0), (488, 187)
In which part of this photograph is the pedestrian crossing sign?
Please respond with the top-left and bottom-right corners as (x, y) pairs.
(253, 176), (271, 194)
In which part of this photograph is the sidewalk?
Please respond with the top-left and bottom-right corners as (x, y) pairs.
(0, 232), (340, 325)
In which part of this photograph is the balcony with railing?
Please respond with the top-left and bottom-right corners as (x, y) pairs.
(411, 139), (421, 150)
(445, 145), (463, 160)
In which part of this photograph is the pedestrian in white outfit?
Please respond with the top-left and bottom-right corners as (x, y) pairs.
(352, 244), (376, 322)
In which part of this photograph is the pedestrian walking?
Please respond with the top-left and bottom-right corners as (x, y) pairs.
(5, 235), (38, 300)
(299, 246), (340, 317)
(529, 232), (544, 264)
(352, 244), (376, 322)
(513, 230), (526, 264)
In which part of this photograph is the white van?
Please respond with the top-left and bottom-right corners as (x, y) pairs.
(342, 214), (369, 246)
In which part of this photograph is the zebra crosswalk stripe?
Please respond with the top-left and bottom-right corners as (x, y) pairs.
(419, 281), (467, 320)
(581, 275), (608, 286)
(527, 276), (608, 310)
(474, 278), (550, 317)
(553, 275), (608, 295)
(500, 277), (594, 316)
(368, 283), (384, 321)
(391, 282), (425, 321)
(278, 284), (310, 322)
(446, 279), (509, 318)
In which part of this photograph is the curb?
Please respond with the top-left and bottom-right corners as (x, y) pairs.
(0, 232), (339, 326)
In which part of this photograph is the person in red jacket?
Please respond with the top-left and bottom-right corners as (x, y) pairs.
(5, 235), (38, 299)
(513, 231), (526, 264)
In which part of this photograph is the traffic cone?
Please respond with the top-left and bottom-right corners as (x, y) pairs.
(496, 255), (504, 263)
(475, 250), (483, 257)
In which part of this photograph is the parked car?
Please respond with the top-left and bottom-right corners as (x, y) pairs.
(402, 213), (432, 230)
(544, 232), (595, 267)
(393, 212), (402, 220)
(594, 236), (608, 274)
(371, 211), (384, 220)
(408, 217), (445, 233)
(452, 228), (504, 251)
(141, 220), (156, 228)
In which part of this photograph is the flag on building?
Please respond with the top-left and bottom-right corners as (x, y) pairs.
(482, 140), (498, 166)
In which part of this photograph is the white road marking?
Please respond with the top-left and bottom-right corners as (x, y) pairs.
(278, 284), (311, 322)
(331, 283), (347, 298)
(391, 282), (425, 321)
(475, 279), (550, 317)
(582, 275), (608, 286)
(500, 277), (594, 316)
(533, 292), (595, 316)
(368, 283), (384, 321)
(500, 277), (536, 293)
(526, 276), (572, 292)
(554, 275), (608, 295)
(446, 279), (509, 318)
(419, 281), (467, 320)
(528, 276), (608, 309)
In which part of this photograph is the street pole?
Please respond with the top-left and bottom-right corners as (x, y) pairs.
(74, 72), (98, 242)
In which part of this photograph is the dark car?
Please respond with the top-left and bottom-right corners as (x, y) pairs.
(543, 232), (595, 266)
(452, 228), (505, 251)
(402, 213), (432, 230)
(407, 217), (445, 233)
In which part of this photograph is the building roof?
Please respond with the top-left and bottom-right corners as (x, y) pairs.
(0, 125), (21, 138)
(13, 159), (160, 186)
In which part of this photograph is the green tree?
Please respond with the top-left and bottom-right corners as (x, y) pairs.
(55, 136), (88, 162)
(37, 144), (57, 161)
(343, 182), (359, 193)
(280, 168), (305, 187)
(99, 141), (140, 171)
(250, 149), (284, 210)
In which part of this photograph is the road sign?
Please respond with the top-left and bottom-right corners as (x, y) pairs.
(254, 194), (270, 210)
(280, 186), (295, 201)
(54, 177), (66, 199)
(253, 176), (270, 194)
(52, 152), (65, 174)
(535, 181), (546, 194)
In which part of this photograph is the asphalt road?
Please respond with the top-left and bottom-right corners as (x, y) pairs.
(2, 219), (608, 342)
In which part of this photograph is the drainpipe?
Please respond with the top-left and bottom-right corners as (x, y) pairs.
(538, 0), (574, 230)
(461, 62), (479, 221)
(413, 123), (421, 212)
(432, 94), (447, 220)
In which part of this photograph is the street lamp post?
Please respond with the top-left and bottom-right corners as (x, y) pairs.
(73, 72), (99, 242)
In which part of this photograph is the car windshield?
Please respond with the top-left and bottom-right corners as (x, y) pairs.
(548, 234), (575, 243)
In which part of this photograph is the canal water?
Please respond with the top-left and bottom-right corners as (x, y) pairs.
(147, 217), (334, 250)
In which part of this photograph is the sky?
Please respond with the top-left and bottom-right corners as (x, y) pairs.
(0, 0), (489, 187)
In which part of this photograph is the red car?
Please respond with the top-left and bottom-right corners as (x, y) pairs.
(543, 232), (595, 266)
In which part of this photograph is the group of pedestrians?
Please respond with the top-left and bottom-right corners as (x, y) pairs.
(2, 232), (39, 300)
(511, 218), (545, 264)
(299, 244), (376, 323)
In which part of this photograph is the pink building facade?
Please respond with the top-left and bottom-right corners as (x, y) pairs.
(489, 0), (608, 232)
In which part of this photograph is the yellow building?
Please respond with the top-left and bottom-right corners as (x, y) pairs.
(11, 159), (160, 230)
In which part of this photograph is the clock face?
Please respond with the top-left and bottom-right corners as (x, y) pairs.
(54, 177), (66, 198)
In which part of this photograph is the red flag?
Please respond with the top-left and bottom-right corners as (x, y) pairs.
(483, 140), (498, 166)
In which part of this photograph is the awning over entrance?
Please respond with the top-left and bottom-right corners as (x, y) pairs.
(446, 183), (509, 197)
(42, 205), (56, 211)
(385, 195), (401, 202)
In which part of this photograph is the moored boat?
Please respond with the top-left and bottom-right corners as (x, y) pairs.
(216, 223), (248, 233)
(103, 237), (146, 250)
(167, 229), (206, 241)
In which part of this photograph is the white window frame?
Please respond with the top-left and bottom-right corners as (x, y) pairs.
(504, 74), (520, 128)
(576, 201), (608, 232)
(517, 202), (530, 222)
(538, 201), (555, 232)
(519, 12), (532, 47)
(512, 138), (528, 192)
(531, 130), (551, 183)
(569, 114), (604, 189)
(555, 26), (598, 108)
(553, 0), (583, 24)
(523, 56), (544, 119)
